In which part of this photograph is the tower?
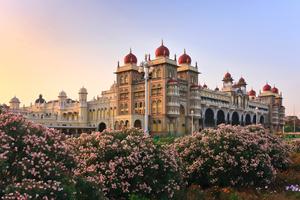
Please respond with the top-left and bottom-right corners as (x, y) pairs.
(9, 96), (20, 110)
(78, 87), (88, 125)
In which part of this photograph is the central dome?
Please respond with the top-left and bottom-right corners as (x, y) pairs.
(124, 49), (137, 64)
(178, 49), (192, 65)
(263, 83), (271, 92)
(155, 40), (170, 57)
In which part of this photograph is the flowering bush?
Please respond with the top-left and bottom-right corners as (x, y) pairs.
(0, 112), (88, 199)
(69, 128), (183, 199)
(173, 125), (290, 188)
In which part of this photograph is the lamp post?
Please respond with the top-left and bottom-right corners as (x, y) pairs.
(138, 57), (154, 135)
(191, 110), (194, 134)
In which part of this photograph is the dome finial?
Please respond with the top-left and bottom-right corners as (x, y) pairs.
(129, 48), (132, 53)
(161, 39), (164, 46)
(195, 62), (198, 68)
(174, 54), (177, 61)
(184, 48), (186, 54)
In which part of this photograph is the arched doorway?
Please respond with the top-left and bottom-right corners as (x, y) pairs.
(253, 115), (257, 124)
(98, 122), (106, 132)
(231, 112), (239, 126)
(204, 108), (215, 127)
(217, 110), (225, 125)
(245, 114), (251, 125)
(260, 116), (264, 124)
(178, 105), (186, 134)
(134, 119), (142, 129)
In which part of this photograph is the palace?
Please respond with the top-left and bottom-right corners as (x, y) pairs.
(7, 42), (285, 135)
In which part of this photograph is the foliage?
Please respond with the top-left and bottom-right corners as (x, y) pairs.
(0, 112), (76, 199)
(69, 128), (184, 200)
(173, 124), (291, 188)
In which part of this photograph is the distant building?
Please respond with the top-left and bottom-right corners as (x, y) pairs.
(8, 42), (285, 135)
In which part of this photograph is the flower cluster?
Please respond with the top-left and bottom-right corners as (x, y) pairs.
(172, 124), (291, 188)
(68, 128), (183, 199)
(285, 184), (300, 192)
(0, 112), (76, 199)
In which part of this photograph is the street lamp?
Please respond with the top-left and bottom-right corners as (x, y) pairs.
(191, 110), (194, 134)
(138, 56), (154, 135)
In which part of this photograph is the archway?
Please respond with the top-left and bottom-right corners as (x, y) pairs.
(260, 116), (264, 124)
(178, 105), (186, 134)
(204, 108), (215, 127)
(98, 122), (106, 132)
(231, 112), (239, 126)
(245, 114), (251, 125)
(217, 110), (225, 125)
(134, 119), (142, 129)
(253, 115), (257, 124)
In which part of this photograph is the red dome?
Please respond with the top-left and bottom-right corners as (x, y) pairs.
(223, 72), (233, 82)
(155, 41), (170, 57)
(248, 89), (256, 96)
(124, 49), (137, 64)
(224, 72), (232, 78)
(263, 83), (272, 91)
(238, 77), (247, 86)
(178, 49), (192, 65)
(271, 86), (279, 94)
(203, 83), (208, 88)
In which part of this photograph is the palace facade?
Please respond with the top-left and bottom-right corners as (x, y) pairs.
(8, 42), (285, 135)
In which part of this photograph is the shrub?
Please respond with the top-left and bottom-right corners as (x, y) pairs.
(173, 125), (290, 188)
(0, 112), (77, 199)
(69, 128), (183, 199)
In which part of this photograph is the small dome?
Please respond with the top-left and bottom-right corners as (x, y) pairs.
(238, 77), (247, 86)
(223, 72), (233, 82)
(271, 86), (279, 94)
(79, 87), (87, 94)
(203, 83), (208, 88)
(248, 89), (256, 96)
(263, 83), (271, 92)
(35, 94), (46, 104)
(10, 96), (20, 104)
(178, 49), (192, 65)
(59, 90), (67, 97)
(124, 49), (137, 64)
(215, 86), (219, 91)
(190, 83), (200, 89)
(155, 40), (170, 57)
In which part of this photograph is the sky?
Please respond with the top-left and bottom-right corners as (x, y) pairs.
(0, 0), (299, 116)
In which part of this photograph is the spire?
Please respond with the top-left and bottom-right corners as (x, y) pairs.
(144, 54), (147, 61)
(148, 54), (151, 61)
(195, 62), (198, 68)
(117, 61), (120, 68)
(174, 54), (177, 61)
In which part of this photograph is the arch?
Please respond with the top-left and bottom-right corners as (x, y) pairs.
(178, 105), (186, 134)
(152, 120), (157, 132)
(134, 119), (142, 129)
(216, 110), (225, 125)
(231, 112), (239, 126)
(245, 114), (251, 125)
(253, 115), (257, 124)
(260, 116), (264, 124)
(115, 121), (120, 130)
(157, 120), (162, 131)
(204, 108), (215, 127)
(157, 100), (162, 114)
(125, 120), (129, 128)
(98, 122), (106, 132)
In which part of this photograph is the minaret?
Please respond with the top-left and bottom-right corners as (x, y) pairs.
(78, 87), (88, 125)
(58, 90), (67, 121)
(222, 72), (233, 92)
